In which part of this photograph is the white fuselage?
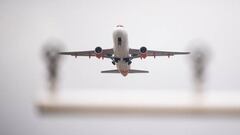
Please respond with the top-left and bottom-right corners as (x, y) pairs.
(112, 27), (130, 76)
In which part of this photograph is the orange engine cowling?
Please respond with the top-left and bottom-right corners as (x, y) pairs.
(95, 46), (103, 58)
(139, 46), (147, 59)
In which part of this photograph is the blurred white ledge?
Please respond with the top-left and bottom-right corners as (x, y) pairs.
(36, 89), (240, 114)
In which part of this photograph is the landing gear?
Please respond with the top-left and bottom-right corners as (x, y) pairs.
(112, 61), (116, 65)
(112, 57), (132, 65)
(123, 58), (132, 65)
(114, 57), (120, 63)
(112, 57), (120, 65)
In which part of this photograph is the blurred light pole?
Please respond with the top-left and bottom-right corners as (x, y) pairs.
(188, 40), (211, 100)
(42, 39), (64, 99)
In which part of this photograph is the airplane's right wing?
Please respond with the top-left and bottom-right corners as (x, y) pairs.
(129, 48), (190, 59)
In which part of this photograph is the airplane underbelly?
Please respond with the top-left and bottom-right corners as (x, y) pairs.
(114, 47), (128, 57)
(113, 28), (130, 76)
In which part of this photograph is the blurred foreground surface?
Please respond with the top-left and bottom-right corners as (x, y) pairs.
(37, 89), (240, 114)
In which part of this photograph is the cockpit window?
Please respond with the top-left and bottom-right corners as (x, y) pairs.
(116, 25), (124, 27)
(117, 37), (122, 46)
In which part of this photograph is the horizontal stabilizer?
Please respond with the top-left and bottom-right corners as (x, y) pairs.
(129, 69), (149, 73)
(101, 69), (149, 73)
(101, 70), (119, 73)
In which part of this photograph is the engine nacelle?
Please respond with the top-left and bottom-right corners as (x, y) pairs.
(95, 46), (103, 58)
(139, 46), (147, 59)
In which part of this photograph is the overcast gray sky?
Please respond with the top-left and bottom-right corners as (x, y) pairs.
(1, 0), (240, 91)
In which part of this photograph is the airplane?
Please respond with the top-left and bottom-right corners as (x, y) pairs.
(59, 25), (190, 77)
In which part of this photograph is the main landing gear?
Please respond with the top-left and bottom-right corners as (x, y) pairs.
(112, 57), (120, 65)
(111, 57), (132, 65)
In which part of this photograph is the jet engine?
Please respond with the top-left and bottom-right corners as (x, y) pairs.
(139, 46), (147, 59)
(95, 46), (103, 58)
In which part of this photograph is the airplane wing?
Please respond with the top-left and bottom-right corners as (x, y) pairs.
(129, 48), (190, 59)
(59, 48), (114, 59)
(101, 69), (149, 73)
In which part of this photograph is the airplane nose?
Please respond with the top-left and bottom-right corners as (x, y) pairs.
(116, 24), (124, 27)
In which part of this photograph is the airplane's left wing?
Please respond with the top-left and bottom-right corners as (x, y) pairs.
(59, 48), (114, 59)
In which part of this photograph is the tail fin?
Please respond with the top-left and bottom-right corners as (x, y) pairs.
(101, 69), (149, 73)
